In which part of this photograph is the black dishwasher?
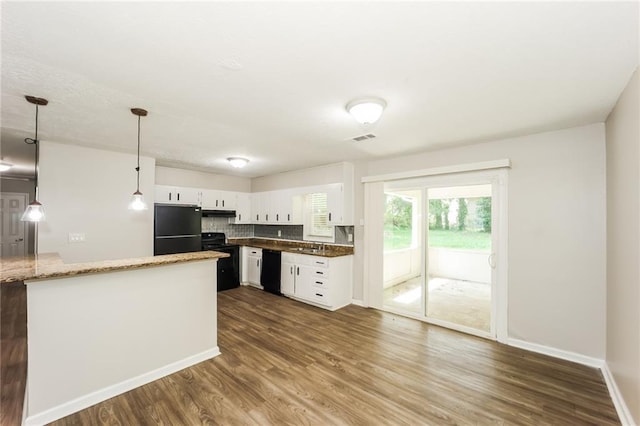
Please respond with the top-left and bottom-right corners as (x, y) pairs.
(260, 249), (282, 295)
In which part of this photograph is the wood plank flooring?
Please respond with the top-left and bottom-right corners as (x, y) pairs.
(2, 285), (619, 425)
(0, 282), (27, 426)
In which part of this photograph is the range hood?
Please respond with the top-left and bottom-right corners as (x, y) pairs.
(201, 209), (237, 218)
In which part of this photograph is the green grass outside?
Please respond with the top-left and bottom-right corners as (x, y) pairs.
(384, 227), (491, 251)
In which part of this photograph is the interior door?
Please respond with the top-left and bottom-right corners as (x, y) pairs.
(1, 192), (28, 257)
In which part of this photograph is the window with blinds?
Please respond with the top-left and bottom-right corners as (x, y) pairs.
(308, 192), (333, 237)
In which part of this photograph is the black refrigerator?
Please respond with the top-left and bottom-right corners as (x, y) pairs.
(154, 205), (202, 255)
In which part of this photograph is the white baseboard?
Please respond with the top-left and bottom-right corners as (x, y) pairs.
(351, 299), (365, 307)
(506, 339), (638, 423)
(24, 347), (221, 426)
(601, 362), (635, 426)
(507, 338), (604, 369)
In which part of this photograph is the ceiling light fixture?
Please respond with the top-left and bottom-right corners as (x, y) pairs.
(128, 108), (148, 211)
(346, 98), (387, 125)
(0, 162), (13, 172)
(227, 157), (249, 168)
(21, 95), (48, 222)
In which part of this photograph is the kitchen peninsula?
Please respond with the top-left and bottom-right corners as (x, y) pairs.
(1, 251), (227, 426)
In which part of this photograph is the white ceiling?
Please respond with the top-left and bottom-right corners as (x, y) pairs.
(1, 1), (638, 178)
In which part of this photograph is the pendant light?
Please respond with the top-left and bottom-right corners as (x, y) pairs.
(21, 95), (48, 222)
(128, 108), (148, 211)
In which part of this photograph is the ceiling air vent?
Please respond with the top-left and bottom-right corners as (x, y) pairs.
(351, 133), (377, 142)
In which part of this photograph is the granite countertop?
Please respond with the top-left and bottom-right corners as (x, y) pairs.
(0, 251), (228, 284)
(229, 238), (354, 257)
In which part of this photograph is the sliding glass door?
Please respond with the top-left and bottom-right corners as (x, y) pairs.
(381, 172), (501, 339)
(426, 184), (493, 335)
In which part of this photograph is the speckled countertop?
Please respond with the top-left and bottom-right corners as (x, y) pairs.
(229, 238), (354, 257)
(0, 251), (228, 284)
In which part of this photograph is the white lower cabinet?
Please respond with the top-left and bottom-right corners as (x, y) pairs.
(281, 253), (352, 310)
(242, 247), (262, 287)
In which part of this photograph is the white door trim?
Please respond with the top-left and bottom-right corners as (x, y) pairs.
(367, 169), (509, 342)
(362, 159), (511, 183)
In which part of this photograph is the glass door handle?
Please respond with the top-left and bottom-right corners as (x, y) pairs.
(488, 253), (496, 269)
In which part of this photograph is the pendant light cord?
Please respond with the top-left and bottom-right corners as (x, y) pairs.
(136, 114), (141, 192)
(24, 104), (40, 192)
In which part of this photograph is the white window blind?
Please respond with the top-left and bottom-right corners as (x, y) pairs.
(309, 192), (332, 237)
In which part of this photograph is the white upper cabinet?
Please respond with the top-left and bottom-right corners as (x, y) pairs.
(154, 185), (200, 205)
(327, 182), (353, 225)
(234, 193), (251, 224)
(273, 189), (293, 224)
(200, 189), (236, 210)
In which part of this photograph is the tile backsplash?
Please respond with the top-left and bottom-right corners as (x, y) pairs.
(254, 225), (303, 240)
(201, 218), (253, 238)
(201, 218), (354, 246)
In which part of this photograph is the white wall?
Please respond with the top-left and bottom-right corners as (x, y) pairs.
(25, 260), (218, 425)
(361, 124), (607, 359)
(605, 67), (639, 424)
(155, 166), (251, 192)
(38, 141), (155, 262)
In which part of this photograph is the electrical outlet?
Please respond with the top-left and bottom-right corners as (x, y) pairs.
(348, 233), (353, 242)
(277, 230), (282, 237)
(68, 233), (86, 243)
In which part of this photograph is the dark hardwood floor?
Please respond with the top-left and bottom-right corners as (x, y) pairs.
(1, 285), (619, 425)
(0, 282), (27, 426)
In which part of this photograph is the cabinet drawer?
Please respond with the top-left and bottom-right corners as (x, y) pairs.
(311, 277), (328, 289)
(309, 289), (330, 306)
(312, 268), (329, 278)
(311, 258), (329, 268)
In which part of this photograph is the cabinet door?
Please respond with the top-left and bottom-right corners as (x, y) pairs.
(251, 193), (262, 223)
(234, 193), (251, 224)
(281, 261), (295, 296)
(200, 189), (218, 209)
(218, 191), (237, 210)
(327, 183), (344, 225)
(247, 255), (261, 285)
(174, 186), (200, 205)
(276, 189), (293, 223)
(154, 185), (173, 203)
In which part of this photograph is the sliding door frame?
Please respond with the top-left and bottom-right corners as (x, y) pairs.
(364, 167), (509, 343)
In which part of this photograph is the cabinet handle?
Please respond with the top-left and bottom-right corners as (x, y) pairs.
(290, 266), (293, 274)
(257, 259), (260, 267)
(222, 200), (225, 207)
(256, 214), (259, 221)
(266, 214), (269, 221)
(287, 214), (290, 221)
(238, 214), (241, 221)
(316, 271), (324, 275)
(296, 267), (299, 276)
(315, 261), (323, 264)
(328, 212), (332, 221)
(315, 281), (323, 285)
(276, 214), (279, 221)
(216, 200), (219, 207)
(177, 193), (180, 201)
(315, 293), (323, 297)
(169, 193), (172, 201)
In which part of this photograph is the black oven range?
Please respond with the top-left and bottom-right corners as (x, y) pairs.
(201, 232), (240, 292)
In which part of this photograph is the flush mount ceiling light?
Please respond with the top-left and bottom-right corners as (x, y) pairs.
(128, 108), (148, 211)
(21, 95), (48, 222)
(227, 157), (249, 168)
(0, 162), (13, 172)
(346, 98), (387, 125)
